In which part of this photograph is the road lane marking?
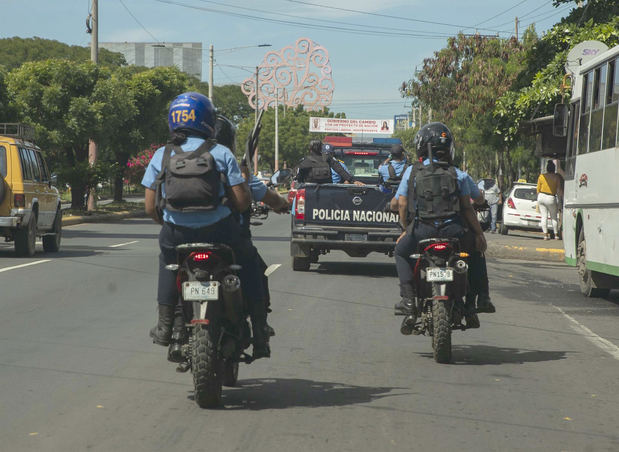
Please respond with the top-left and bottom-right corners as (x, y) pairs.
(0, 259), (51, 273)
(264, 264), (281, 276)
(553, 305), (619, 361)
(109, 240), (139, 248)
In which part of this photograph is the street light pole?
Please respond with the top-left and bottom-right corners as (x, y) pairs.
(275, 88), (279, 172)
(88, 0), (98, 211)
(209, 44), (214, 100)
(254, 66), (259, 175)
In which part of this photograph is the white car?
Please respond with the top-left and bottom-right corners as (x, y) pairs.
(500, 183), (551, 235)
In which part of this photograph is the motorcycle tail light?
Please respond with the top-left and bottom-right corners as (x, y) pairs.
(295, 189), (306, 220)
(191, 251), (212, 262)
(14, 194), (25, 208)
(430, 243), (448, 251)
(507, 197), (515, 209)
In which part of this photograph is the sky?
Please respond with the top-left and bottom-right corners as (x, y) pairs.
(0, 0), (575, 121)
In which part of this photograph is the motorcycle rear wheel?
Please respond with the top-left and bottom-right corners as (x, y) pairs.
(192, 325), (223, 408)
(431, 287), (452, 364)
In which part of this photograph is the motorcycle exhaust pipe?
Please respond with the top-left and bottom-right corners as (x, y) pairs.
(222, 274), (243, 323)
(400, 315), (416, 335)
(453, 259), (468, 298)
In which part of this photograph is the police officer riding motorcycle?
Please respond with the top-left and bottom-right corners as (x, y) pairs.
(142, 92), (270, 362)
(393, 123), (487, 334)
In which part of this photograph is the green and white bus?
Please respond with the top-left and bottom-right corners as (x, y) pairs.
(560, 44), (619, 297)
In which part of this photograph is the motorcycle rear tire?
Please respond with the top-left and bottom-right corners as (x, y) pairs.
(192, 325), (223, 408)
(431, 287), (452, 364)
(223, 360), (239, 387)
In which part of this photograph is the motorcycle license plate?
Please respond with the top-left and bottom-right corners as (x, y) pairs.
(182, 281), (220, 301)
(426, 267), (454, 282)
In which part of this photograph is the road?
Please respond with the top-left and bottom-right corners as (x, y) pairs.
(0, 214), (618, 451)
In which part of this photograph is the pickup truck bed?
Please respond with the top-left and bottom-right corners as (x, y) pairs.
(290, 182), (400, 270)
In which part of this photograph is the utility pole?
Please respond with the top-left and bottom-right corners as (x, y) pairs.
(254, 66), (259, 175)
(87, 0), (98, 211)
(208, 44), (214, 100)
(275, 88), (279, 172)
(515, 16), (519, 41)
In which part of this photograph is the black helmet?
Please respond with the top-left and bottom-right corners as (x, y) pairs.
(390, 143), (405, 159)
(414, 122), (454, 161)
(214, 115), (237, 153)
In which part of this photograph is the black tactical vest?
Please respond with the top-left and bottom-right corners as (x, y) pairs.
(155, 139), (222, 214)
(387, 161), (409, 181)
(298, 154), (332, 183)
(407, 161), (460, 221)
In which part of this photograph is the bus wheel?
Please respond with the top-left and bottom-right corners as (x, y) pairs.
(577, 228), (610, 298)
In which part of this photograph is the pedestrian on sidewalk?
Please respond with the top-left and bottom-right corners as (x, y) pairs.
(536, 160), (561, 240)
(478, 178), (501, 233)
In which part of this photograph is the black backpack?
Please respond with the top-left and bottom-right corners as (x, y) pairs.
(299, 154), (332, 183)
(155, 139), (222, 215)
(386, 161), (409, 182)
(407, 160), (460, 221)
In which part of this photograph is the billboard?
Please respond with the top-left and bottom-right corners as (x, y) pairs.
(310, 117), (394, 134)
(393, 114), (410, 131)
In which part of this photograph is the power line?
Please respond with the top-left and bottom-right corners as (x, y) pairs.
(521, 3), (574, 30)
(474, 0), (531, 27)
(195, 0), (462, 38)
(489, 1), (553, 28)
(286, 0), (512, 34)
(155, 0), (461, 39)
(119, 0), (160, 42)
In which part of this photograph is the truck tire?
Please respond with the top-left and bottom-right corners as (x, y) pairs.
(577, 228), (610, 298)
(43, 208), (62, 252)
(292, 256), (310, 271)
(15, 212), (36, 257)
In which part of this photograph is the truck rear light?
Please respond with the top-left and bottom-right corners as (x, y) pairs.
(295, 189), (306, 220)
(344, 151), (378, 156)
(506, 197), (515, 209)
(14, 194), (25, 207)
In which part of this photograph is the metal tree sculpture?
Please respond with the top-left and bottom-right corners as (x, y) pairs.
(241, 37), (334, 111)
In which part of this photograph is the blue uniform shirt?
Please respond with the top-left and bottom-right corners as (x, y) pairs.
(248, 174), (268, 201)
(395, 159), (472, 200)
(141, 136), (245, 228)
(331, 160), (350, 183)
(378, 159), (408, 183)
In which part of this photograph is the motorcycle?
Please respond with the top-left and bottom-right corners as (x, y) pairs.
(165, 242), (256, 408)
(398, 237), (471, 364)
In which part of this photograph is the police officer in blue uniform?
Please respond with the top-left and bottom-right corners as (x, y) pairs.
(393, 123), (486, 326)
(378, 143), (409, 192)
(321, 143), (362, 184)
(142, 92), (270, 359)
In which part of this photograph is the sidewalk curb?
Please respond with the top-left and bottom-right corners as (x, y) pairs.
(62, 210), (146, 227)
(486, 243), (565, 262)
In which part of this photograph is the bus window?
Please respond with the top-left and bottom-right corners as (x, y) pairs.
(566, 101), (579, 180)
(578, 71), (591, 154)
(602, 59), (617, 150)
(589, 66), (604, 152)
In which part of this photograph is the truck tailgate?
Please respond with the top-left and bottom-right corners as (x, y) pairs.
(302, 183), (398, 228)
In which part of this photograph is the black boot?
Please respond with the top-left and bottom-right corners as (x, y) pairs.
(250, 303), (271, 359)
(394, 284), (416, 315)
(464, 301), (480, 329)
(149, 304), (175, 346)
(476, 293), (496, 313)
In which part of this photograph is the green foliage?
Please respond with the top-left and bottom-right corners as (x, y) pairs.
(0, 37), (125, 71)
(392, 126), (419, 153)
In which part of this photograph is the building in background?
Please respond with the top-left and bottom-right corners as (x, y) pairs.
(99, 42), (202, 79)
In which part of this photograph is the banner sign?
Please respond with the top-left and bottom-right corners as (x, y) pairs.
(394, 114), (410, 131)
(310, 117), (394, 134)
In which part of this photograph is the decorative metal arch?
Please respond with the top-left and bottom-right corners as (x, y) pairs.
(241, 37), (334, 111)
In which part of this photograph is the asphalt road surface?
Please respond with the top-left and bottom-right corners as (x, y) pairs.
(1, 214), (618, 451)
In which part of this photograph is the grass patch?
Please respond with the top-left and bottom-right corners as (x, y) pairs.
(63, 201), (144, 217)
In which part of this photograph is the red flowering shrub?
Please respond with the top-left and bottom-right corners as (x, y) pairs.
(126, 144), (160, 184)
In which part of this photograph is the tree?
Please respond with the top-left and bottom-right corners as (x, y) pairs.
(0, 37), (125, 71)
(7, 59), (110, 208)
(0, 66), (13, 122)
(401, 33), (529, 183)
